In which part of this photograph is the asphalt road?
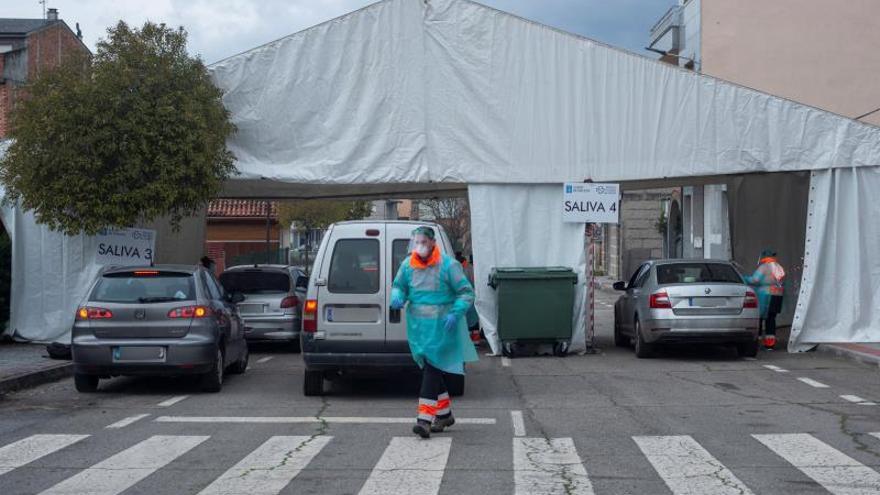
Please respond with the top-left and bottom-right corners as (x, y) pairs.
(1, 289), (879, 494)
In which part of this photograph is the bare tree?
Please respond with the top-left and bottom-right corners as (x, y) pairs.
(418, 197), (470, 252)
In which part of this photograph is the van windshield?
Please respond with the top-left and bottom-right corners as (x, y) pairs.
(328, 239), (380, 294)
(91, 272), (195, 303)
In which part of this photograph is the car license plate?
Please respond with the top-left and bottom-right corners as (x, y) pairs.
(112, 346), (166, 363)
(689, 297), (722, 307)
(238, 304), (264, 314)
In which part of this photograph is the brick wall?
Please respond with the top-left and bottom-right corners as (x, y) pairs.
(0, 22), (88, 138)
(619, 189), (671, 279)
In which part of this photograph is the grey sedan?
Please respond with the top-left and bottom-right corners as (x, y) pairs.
(613, 259), (760, 358)
(72, 265), (249, 393)
(219, 265), (308, 349)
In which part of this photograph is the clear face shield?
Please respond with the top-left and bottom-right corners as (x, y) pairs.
(409, 228), (437, 258)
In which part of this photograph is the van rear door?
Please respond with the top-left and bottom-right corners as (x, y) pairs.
(385, 224), (414, 352)
(315, 225), (386, 352)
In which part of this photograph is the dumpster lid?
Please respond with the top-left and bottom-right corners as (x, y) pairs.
(490, 266), (578, 280)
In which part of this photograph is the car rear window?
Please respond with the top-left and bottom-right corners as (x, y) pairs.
(391, 239), (410, 278)
(656, 263), (743, 285)
(220, 271), (290, 294)
(328, 239), (380, 294)
(90, 271), (195, 303)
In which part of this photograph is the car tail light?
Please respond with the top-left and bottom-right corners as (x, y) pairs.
(167, 306), (211, 319)
(280, 296), (300, 309)
(649, 291), (672, 309)
(133, 270), (159, 276)
(303, 299), (318, 333)
(743, 290), (758, 309)
(76, 307), (113, 320)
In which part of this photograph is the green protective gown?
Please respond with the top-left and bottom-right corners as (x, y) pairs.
(391, 253), (479, 374)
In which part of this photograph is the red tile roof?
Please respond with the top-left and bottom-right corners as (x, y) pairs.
(208, 200), (278, 218)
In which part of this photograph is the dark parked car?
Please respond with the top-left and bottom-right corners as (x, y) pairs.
(71, 265), (249, 393)
(219, 265), (308, 349)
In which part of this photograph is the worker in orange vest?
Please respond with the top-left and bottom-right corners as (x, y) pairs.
(746, 248), (786, 349)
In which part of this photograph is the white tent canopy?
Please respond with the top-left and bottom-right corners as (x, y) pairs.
(207, 0), (880, 351)
(1, 0), (878, 348)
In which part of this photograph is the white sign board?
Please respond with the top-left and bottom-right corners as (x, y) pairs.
(95, 228), (156, 266)
(562, 183), (620, 224)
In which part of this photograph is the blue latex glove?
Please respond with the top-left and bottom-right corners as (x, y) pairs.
(390, 296), (404, 310)
(443, 314), (458, 332)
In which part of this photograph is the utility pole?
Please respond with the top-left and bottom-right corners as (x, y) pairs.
(265, 200), (272, 265)
(39, 0), (46, 19)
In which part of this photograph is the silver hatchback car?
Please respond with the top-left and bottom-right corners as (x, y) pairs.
(613, 259), (760, 358)
(72, 265), (249, 393)
(219, 265), (308, 349)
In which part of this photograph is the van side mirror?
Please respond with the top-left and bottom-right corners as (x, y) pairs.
(295, 276), (309, 290)
(227, 292), (246, 304)
(612, 281), (627, 291)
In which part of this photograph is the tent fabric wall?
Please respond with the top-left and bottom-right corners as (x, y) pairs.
(790, 167), (880, 350)
(211, 0), (880, 201)
(469, 184), (587, 355)
(727, 172), (810, 332)
(0, 201), (207, 343)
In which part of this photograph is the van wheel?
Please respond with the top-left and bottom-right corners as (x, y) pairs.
(303, 370), (324, 396)
(74, 374), (99, 393)
(201, 347), (224, 393)
(447, 374), (465, 397)
(633, 319), (655, 359)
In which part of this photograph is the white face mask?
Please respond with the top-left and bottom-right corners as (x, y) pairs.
(416, 244), (431, 258)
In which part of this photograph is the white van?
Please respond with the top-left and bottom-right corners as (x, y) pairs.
(301, 220), (465, 396)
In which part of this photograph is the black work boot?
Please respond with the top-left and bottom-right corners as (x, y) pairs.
(413, 419), (431, 439)
(431, 415), (455, 433)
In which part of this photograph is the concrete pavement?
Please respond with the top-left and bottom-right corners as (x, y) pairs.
(0, 293), (878, 494)
(0, 343), (72, 395)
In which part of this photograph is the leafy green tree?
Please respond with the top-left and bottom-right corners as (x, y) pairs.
(279, 200), (373, 233)
(0, 21), (235, 235)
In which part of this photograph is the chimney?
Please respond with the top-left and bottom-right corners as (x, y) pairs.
(47, 8), (59, 21)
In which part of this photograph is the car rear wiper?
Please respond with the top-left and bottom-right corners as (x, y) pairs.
(137, 296), (179, 303)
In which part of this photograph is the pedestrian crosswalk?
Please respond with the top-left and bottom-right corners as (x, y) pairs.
(0, 431), (879, 494)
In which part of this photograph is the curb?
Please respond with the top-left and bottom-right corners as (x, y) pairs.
(818, 343), (880, 369)
(0, 362), (74, 395)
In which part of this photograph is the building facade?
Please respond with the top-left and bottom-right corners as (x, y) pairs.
(205, 200), (282, 274)
(0, 9), (89, 138)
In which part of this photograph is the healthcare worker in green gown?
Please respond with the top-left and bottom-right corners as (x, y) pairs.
(391, 227), (479, 439)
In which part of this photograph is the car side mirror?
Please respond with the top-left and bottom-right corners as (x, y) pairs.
(295, 276), (309, 290)
(612, 281), (627, 291)
(227, 292), (246, 304)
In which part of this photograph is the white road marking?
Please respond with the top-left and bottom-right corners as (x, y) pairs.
(256, 356), (274, 364)
(840, 395), (875, 405)
(501, 357), (511, 367)
(762, 364), (789, 373)
(39, 435), (208, 495)
(198, 436), (331, 495)
(796, 377), (830, 388)
(513, 437), (593, 495)
(157, 395), (189, 407)
(511, 410), (526, 437)
(742, 357), (757, 361)
(106, 414), (150, 429)
(155, 416), (496, 425)
(634, 435), (754, 495)
(358, 437), (451, 495)
(0, 434), (89, 476)
(754, 433), (880, 495)
(870, 433), (880, 441)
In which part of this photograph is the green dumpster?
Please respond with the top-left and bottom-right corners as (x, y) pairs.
(489, 267), (578, 357)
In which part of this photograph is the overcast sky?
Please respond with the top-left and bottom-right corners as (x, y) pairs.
(2, 0), (673, 64)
